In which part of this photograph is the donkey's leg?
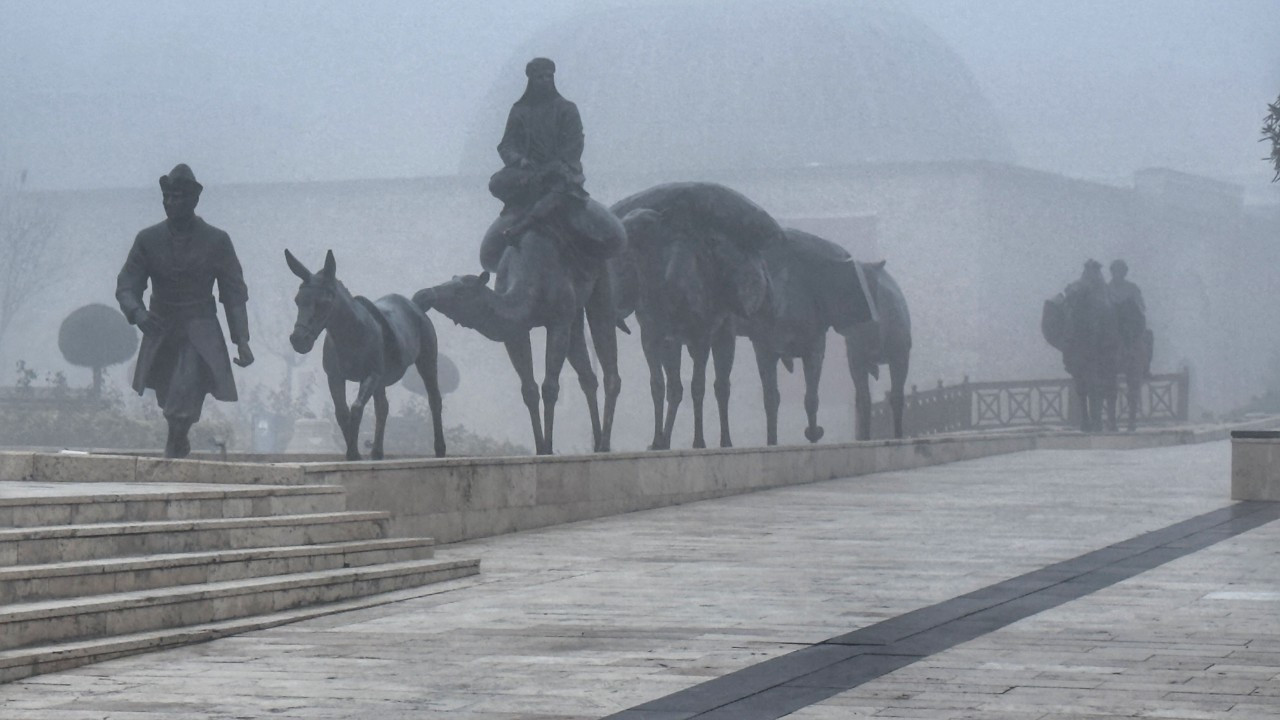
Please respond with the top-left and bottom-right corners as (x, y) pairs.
(371, 387), (389, 460)
(802, 333), (827, 443)
(505, 335), (545, 454)
(415, 344), (446, 458)
(711, 325), (735, 448)
(753, 341), (781, 446)
(566, 312), (602, 451)
(585, 278), (620, 452)
(329, 375), (359, 461)
(541, 322), (572, 455)
(888, 349), (910, 440)
(347, 374), (379, 457)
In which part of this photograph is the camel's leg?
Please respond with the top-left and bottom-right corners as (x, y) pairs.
(585, 278), (620, 452)
(660, 338), (685, 449)
(802, 333), (827, 443)
(689, 338), (712, 449)
(753, 342), (780, 446)
(566, 312), (602, 451)
(371, 387), (388, 460)
(329, 375), (358, 461)
(415, 342), (446, 457)
(541, 322), (571, 455)
(712, 325), (735, 448)
(888, 348), (909, 439)
(845, 336), (872, 441)
(640, 320), (668, 450)
(505, 335), (545, 454)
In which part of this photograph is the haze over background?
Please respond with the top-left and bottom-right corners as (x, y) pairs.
(0, 0), (1277, 452)
(2, 0), (1277, 196)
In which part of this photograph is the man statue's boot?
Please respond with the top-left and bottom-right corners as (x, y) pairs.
(164, 418), (193, 459)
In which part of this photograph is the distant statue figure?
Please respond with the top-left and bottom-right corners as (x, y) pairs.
(115, 164), (254, 458)
(1107, 259), (1153, 431)
(480, 58), (624, 273)
(285, 249), (446, 460)
(611, 182), (778, 450)
(1042, 259), (1119, 433)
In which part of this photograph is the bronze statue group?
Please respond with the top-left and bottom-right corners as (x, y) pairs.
(117, 58), (912, 459)
(1042, 258), (1153, 433)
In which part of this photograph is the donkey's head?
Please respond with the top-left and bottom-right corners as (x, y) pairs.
(284, 248), (338, 354)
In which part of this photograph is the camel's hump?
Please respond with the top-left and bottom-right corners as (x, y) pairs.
(781, 228), (853, 264)
(611, 182), (782, 252)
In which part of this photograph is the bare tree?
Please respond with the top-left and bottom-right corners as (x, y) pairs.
(0, 173), (58, 343)
(1264, 94), (1280, 182)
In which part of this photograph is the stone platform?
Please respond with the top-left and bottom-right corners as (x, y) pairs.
(0, 438), (1276, 718)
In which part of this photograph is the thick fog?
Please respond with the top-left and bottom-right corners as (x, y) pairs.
(0, 0), (1277, 453)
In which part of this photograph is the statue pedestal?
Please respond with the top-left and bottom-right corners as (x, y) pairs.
(285, 418), (342, 455)
(1231, 430), (1280, 501)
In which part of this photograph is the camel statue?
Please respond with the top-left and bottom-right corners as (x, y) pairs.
(736, 228), (888, 445)
(285, 249), (446, 460)
(413, 208), (624, 455)
(842, 260), (912, 440)
(611, 182), (780, 450)
(1043, 260), (1120, 433)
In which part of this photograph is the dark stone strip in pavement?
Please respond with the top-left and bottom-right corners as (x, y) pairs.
(605, 501), (1280, 720)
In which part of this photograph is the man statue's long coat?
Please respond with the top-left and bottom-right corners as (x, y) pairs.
(115, 217), (248, 402)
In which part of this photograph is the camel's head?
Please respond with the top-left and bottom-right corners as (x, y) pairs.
(284, 248), (338, 354)
(413, 271), (490, 319)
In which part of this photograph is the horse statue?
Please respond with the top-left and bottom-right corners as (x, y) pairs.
(285, 249), (446, 460)
(412, 202), (625, 455)
(736, 228), (891, 444)
(1042, 259), (1119, 433)
(611, 182), (778, 450)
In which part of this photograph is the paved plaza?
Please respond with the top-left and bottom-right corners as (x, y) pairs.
(1, 441), (1277, 719)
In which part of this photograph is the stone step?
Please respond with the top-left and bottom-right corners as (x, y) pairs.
(0, 537), (437, 604)
(0, 511), (391, 565)
(0, 485), (347, 528)
(0, 557), (480, 652)
(0, 559), (482, 683)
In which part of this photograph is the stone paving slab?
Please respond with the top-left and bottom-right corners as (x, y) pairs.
(0, 441), (1273, 719)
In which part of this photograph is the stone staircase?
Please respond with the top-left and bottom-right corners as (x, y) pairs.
(0, 481), (479, 683)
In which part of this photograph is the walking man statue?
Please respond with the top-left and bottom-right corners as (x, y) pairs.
(116, 164), (254, 458)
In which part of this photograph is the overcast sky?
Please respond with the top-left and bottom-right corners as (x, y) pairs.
(1, 0), (1277, 193)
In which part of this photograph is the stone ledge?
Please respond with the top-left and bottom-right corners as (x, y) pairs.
(1231, 429), (1280, 501)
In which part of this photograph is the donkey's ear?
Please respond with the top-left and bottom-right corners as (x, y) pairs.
(321, 249), (337, 280)
(478, 270), (491, 286)
(284, 249), (311, 281)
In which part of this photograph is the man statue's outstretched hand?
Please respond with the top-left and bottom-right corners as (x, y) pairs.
(234, 342), (254, 368)
(133, 308), (166, 336)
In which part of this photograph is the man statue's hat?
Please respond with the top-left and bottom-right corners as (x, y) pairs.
(159, 164), (203, 193)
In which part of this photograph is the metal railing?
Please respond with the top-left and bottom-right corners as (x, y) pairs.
(868, 369), (1190, 439)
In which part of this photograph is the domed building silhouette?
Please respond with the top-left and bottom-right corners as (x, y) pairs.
(460, 0), (1014, 178)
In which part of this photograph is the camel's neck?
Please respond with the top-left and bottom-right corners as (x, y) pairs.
(436, 285), (530, 342)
